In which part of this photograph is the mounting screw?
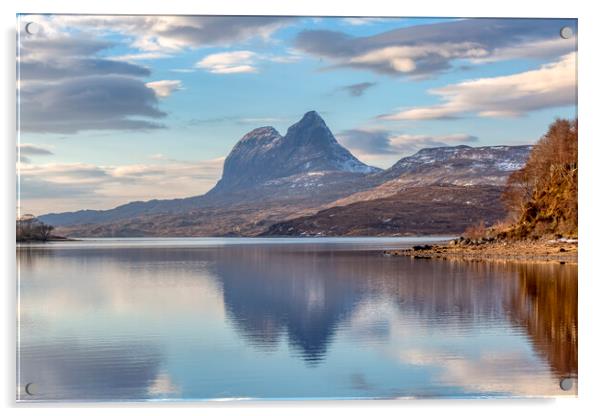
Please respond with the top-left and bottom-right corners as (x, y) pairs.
(560, 378), (574, 391)
(560, 26), (573, 39)
(24, 382), (36, 396)
(24, 22), (40, 36)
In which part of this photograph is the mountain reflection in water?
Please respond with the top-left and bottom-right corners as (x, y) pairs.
(17, 239), (577, 400)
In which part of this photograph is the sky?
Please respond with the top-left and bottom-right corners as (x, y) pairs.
(16, 15), (577, 215)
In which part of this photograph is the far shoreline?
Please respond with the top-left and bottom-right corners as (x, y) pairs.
(16, 234), (579, 266)
(17, 235), (79, 244)
(27, 233), (456, 240)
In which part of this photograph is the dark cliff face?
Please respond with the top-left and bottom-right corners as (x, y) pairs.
(211, 111), (378, 193)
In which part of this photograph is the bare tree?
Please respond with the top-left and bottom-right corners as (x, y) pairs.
(16, 215), (55, 242)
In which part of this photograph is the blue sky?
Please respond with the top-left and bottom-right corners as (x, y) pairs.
(17, 15), (577, 214)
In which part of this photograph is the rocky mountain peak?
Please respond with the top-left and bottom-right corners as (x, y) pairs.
(297, 110), (326, 126)
(210, 111), (379, 193)
(239, 126), (281, 144)
(230, 126), (282, 155)
(283, 110), (336, 147)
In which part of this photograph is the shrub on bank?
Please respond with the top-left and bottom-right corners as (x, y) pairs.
(16, 215), (55, 242)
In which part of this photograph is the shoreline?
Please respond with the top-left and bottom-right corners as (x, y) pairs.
(17, 235), (79, 243)
(384, 239), (578, 264)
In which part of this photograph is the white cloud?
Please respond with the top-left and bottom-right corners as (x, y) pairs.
(170, 68), (195, 73)
(379, 52), (577, 120)
(112, 52), (172, 62)
(471, 37), (576, 64)
(18, 28), (171, 133)
(294, 18), (577, 77)
(349, 43), (488, 74)
(145, 80), (183, 98)
(338, 128), (478, 168)
(19, 163), (110, 185)
(29, 15), (294, 52)
(20, 74), (166, 133)
(342, 18), (390, 26)
(196, 51), (258, 74)
(18, 158), (225, 215)
(388, 133), (477, 150)
(195, 49), (302, 74)
(339, 128), (477, 156)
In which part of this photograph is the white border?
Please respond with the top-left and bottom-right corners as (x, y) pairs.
(3, 1), (601, 415)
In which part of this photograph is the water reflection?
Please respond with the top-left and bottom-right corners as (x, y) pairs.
(19, 341), (162, 401)
(214, 247), (367, 363)
(17, 240), (577, 400)
(509, 262), (578, 378)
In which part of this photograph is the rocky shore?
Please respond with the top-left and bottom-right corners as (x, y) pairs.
(385, 237), (578, 264)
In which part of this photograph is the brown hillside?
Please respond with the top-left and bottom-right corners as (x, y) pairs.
(500, 119), (577, 239)
(262, 185), (506, 237)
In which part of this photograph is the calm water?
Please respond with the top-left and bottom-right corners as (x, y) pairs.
(17, 237), (577, 401)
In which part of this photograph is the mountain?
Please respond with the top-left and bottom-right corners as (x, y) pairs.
(37, 196), (206, 227)
(327, 145), (532, 207)
(200, 111), (381, 207)
(40, 111), (380, 230)
(261, 145), (533, 237)
(261, 185), (507, 237)
(38, 111), (533, 237)
(211, 111), (378, 194)
(382, 145), (532, 184)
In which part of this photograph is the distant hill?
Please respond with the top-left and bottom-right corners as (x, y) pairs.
(39, 111), (533, 237)
(328, 144), (532, 207)
(261, 185), (507, 237)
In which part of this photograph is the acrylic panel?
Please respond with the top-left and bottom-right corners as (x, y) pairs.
(16, 15), (578, 402)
